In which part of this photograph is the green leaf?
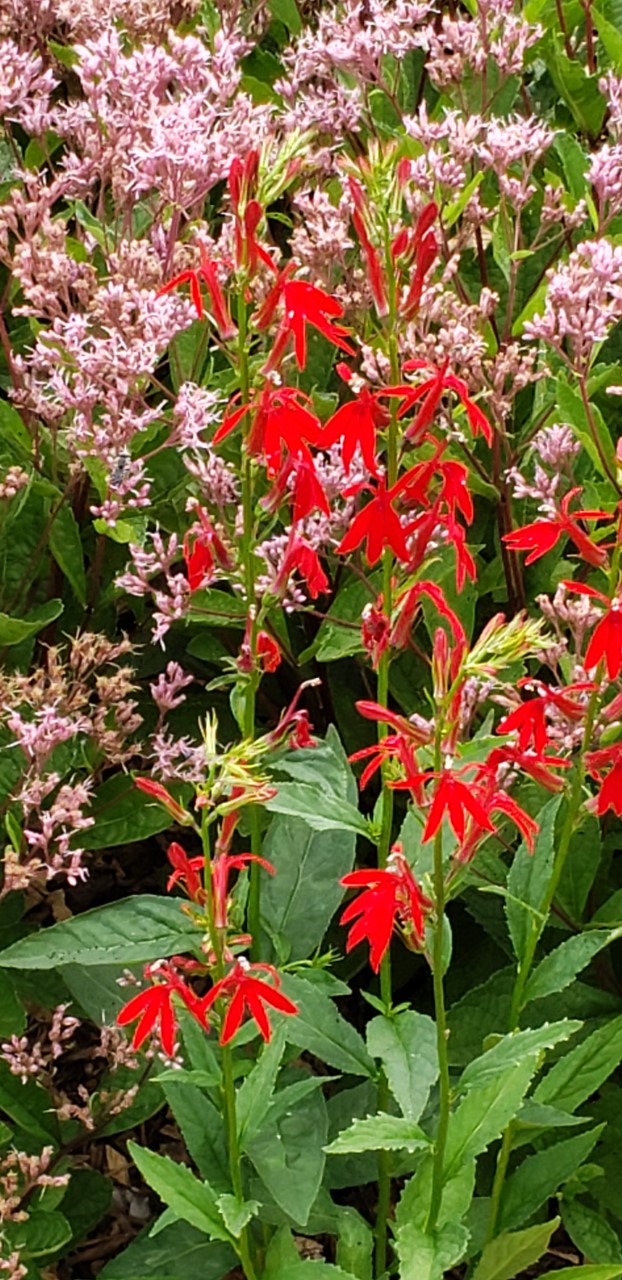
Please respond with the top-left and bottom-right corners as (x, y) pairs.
(280, 975), (375, 1078)
(48, 502), (86, 605)
(459, 1021), (581, 1090)
(0, 598), (63, 647)
(162, 1082), (229, 1190)
(562, 1199), (622, 1264)
(556, 375), (616, 485)
(335, 1206), (373, 1280)
(544, 37), (607, 134)
(444, 1059), (540, 1180)
(187, 588), (247, 628)
(264, 1266), (359, 1279)
(81, 774), (190, 851)
(126, 1144), (233, 1245)
(8, 1210), (72, 1258)
(537, 1269), (622, 1279)
(593, 8), (622, 68)
(472, 1217), (560, 1280)
(267, 0), (302, 34)
(0, 896), (201, 968)
(261, 751), (356, 961)
(215, 1194), (259, 1238)
(236, 1025), (286, 1144)
(506, 796), (562, 966)
(0, 400), (31, 453)
(265, 783), (370, 838)
(499, 1127), (604, 1232)
(395, 1180), (470, 1280)
(524, 931), (622, 1005)
(264, 1227), (300, 1277)
(366, 1011), (438, 1122)
(308, 576), (371, 663)
(324, 1113), (431, 1155)
(0, 1059), (59, 1143)
(245, 1086), (327, 1226)
(0, 973), (25, 1037)
(448, 967), (514, 1067)
(98, 1220), (235, 1280)
(60, 1168), (112, 1249)
(534, 1015), (622, 1114)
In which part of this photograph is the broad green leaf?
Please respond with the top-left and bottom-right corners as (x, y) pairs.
(0, 598), (63, 647)
(98, 1220), (235, 1280)
(562, 1199), (622, 1265)
(280, 975), (375, 1078)
(0, 974), (25, 1037)
(516, 1101), (586, 1134)
(261, 812), (355, 962)
(499, 1127), (604, 1232)
(268, 0), (302, 32)
(472, 1217), (560, 1280)
(459, 1021), (581, 1090)
(264, 1226), (300, 1277)
(506, 796), (561, 966)
(48, 502), (86, 605)
(187, 587), (247, 628)
(556, 817), (602, 923)
(444, 1059), (540, 1180)
(0, 1059), (59, 1143)
(162, 1082), (229, 1190)
(335, 1206), (373, 1280)
(324, 1113), (431, 1155)
(556, 375), (616, 485)
(245, 1086), (327, 1226)
(394, 1190), (470, 1280)
(81, 774), (191, 851)
(534, 1015), (622, 1114)
(0, 896), (201, 968)
(126, 1144), (233, 1245)
(367, 1011), (438, 1122)
(524, 932), (622, 1005)
(309, 576), (369, 662)
(593, 8), (622, 67)
(448, 967), (514, 1066)
(236, 1025), (286, 1143)
(60, 1168), (112, 1248)
(215, 1194), (259, 1238)
(264, 1266), (358, 1279)
(8, 1210), (72, 1258)
(538, 1269), (622, 1279)
(265, 783), (370, 838)
(325, 1081), (378, 1191)
(544, 37), (607, 134)
(0, 399), (31, 453)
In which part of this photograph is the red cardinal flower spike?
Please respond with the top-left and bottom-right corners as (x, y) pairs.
(340, 845), (432, 972)
(201, 960), (298, 1043)
(349, 178), (389, 318)
(214, 386), (322, 478)
(389, 359), (492, 445)
(423, 770), (495, 844)
(166, 842), (204, 902)
(323, 372), (391, 478)
(274, 532), (329, 600)
(256, 270), (356, 371)
(503, 489), (609, 567)
(157, 244), (235, 339)
(563, 581), (622, 678)
(117, 961), (209, 1056)
(211, 853), (275, 928)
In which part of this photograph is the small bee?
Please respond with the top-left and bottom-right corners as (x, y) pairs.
(109, 448), (131, 490)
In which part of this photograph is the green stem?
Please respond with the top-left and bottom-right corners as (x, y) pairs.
(427, 716), (451, 1233)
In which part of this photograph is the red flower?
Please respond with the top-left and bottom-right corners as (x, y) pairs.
(485, 744), (570, 792)
(256, 631), (282, 672)
(324, 378), (390, 478)
(117, 962), (209, 1056)
(256, 268), (356, 371)
(201, 960), (298, 1043)
(336, 475), (412, 565)
(349, 700), (432, 789)
(585, 745), (622, 817)
(274, 532), (329, 600)
(166, 842), (204, 901)
(562, 582), (622, 678)
(497, 680), (592, 753)
(397, 202), (439, 320)
(263, 450), (330, 522)
(389, 359), (491, 445)
(349, 178), (389, 317)
(134, 778), (192, 826)
(214, 386), (321, 478)
(157, 244), (235, 339)
(423, 771), (495, 844)
(340, 846), (433, 971)
(211, 853), (275, 928)
(183, 510), (231, 592)
(503, 489), (609, 567)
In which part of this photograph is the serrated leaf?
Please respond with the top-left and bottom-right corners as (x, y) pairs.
(534, 1015), (622, 1114)
(98, 1219), (235, 1280)
(280, 975), (375, 1078)
(237, 1025), (286, 1144)
(506, 797), (562, 966)
(126, 1144), (233, 1245)
(8, 1209), (72, 1258)
(335, 1206), (373, 1280)
(444, 1059), (540, 1180)
(324, 1113), (431, 1155)
(459, 1021), (581, 1090)
(215, 1194), (259, 1238)
(265, 783), (370, 837)
(472, 1217), (560, 1280)
(562, 1199), (622, 1265)
(367, 1011), (438, 1122)
(162, 1082), (229, 1191)
(245, 1086), (327, 1226)
(499, 1127), (604, 1232)
(539, 1269), (622, 1279)
(524, 931), (622, 1004)
(0, 896), (201, 968)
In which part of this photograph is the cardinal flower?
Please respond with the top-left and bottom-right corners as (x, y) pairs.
(256, 267), (355, 371)
(562, 582), (622, 679)
(183, 510), (231, 592)
(497, 680), (592, 753)
(349, 178), (389, 317)
(117, 961), (209, 1056)
(157, 243), (235, 339)
(166, 842), (204, 901)
(336, 475), (412, 565)
(423, 770), (495, 844)
(201, 959), (298, 1043)
(340, 846), (432, 971)
(503, 489), (609, 567)
(211, 853), (275, 928)
(389, 359), (491, 445)
(274, 532), (329, 599)
(263, 450), (330, 522)
(134, 778), (193, 826)
(585, 744), (622, 817)
(213, 386), (322, 478)
(323, 375), (391, 477)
